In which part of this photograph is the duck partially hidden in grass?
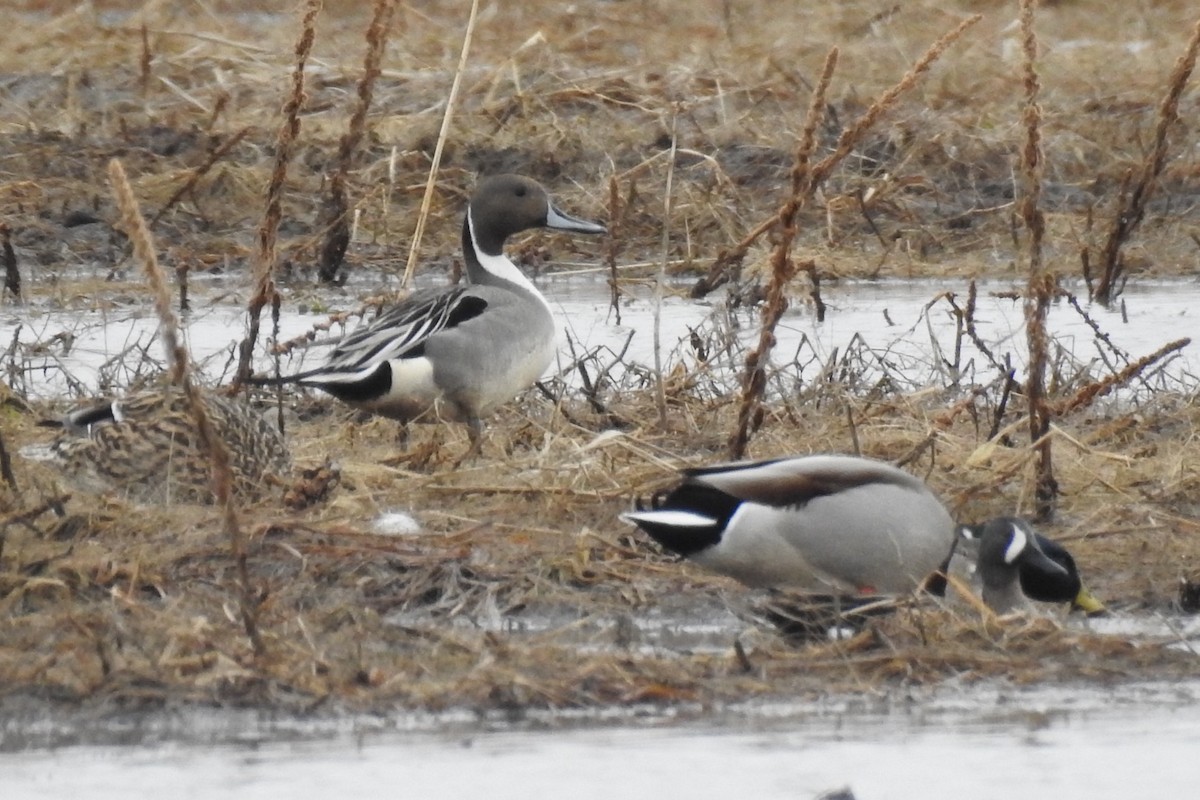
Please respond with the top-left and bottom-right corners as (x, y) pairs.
(622, 454), (958, 597)
(957, 516), (1106, 615)
(21, 389), (291, 505)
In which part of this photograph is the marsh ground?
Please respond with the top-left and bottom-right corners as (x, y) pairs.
(1, 0), (1199, 721)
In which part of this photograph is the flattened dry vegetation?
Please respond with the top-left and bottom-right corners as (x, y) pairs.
(1, 0), (1200, 717)
(4, 377), (1200, 713)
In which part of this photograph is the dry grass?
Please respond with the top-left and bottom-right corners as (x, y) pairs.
(1, 1), (1199, 716)
(3, 366), (1199, 713)
(1092, 17), (1200, 303)
(3, 2), (1199, 286)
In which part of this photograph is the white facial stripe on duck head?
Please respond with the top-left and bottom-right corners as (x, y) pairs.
(977, 517), (1073, 590)
(976, 519), (1024, 588)
(1004, 521), (1028, 564)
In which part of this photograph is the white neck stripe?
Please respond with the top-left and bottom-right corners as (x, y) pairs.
(467, 210), (551, 310)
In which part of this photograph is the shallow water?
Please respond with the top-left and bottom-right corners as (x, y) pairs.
(4, 680), (1200, 798)
(3, 277), (1196, 399)
(3, 608), (1198, 798)
(556, 276), (1199, 378)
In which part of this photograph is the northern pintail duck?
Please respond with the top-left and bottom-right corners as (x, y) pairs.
(958, 517), (1105, 615)
(21, 389), (290, 504)
(254, 174), (606, 455)
(623, 455), (957, 596)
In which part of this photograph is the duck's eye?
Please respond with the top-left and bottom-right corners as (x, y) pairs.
(514, 186), (527, 197)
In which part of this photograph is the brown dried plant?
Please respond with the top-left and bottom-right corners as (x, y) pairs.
(1, 222), (18, 302)
(1051, 337), (1192, 417)
(138, 23), (151, 97)
(149, 127), (255, 228)
(317, 0), (396, 284)
(605, 175), (622, 325)
(0, 429), (16, 493)
(108, 158), (263, 657)
(1092, 17), (1200, 304)
(1018, 0), (1056, 521)
(728, 48), (837, 459)
(648, 108), (683, 430)
(401, 0), (481, 288)
(728, 13), (980, 458)
(234, 0), (321, 390)
(808, 14), (981, 189)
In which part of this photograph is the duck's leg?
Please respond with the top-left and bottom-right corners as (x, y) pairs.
(453, 416), (485, 466)
(394, 420), (411, 450)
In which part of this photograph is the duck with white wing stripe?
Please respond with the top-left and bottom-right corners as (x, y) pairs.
(623, 454), (958, 597)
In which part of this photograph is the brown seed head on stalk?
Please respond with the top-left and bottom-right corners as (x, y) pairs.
(726, 48), (837, 460)
(234, 0), (321, 389)
(808, 15), (982, 190)
(1093, 17), (1200, 304)
(1018, 0), (1055, 521)
(728, 14), (980, 459)
(317, 0), (396, 285)
(108, 157), (263, 657)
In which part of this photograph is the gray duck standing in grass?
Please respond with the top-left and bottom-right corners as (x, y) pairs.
(21, 389), (291, 505)
(622, 454), (958, 596)
(958, 516), (1106, 615)
(251, 174), (606, 457)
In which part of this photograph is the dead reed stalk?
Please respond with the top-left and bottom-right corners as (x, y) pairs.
(1092, 17), (1200, 305)
(1, 222), (18, 302)
(234, 0), (320, 390)
(139, 23), (151, 97)
(606, 175), (622, 325)
(108, 158), (264, 658)
(0, 430), (16, 490)
(317, 0), (396, 284)
(1017, 0), (1056, 521)
(402, 0), (480, 288)
(690, 210), (775, 299)
(725, 17), (979, 457)
(653, 108), (679, 428)
(727, 49), (837, 459)
(685, 5), (970, 304)
(176, 258), (189, 313)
